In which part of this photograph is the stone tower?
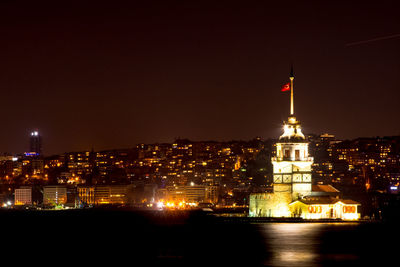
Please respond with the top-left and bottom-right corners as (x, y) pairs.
(249, 68), (314, 217)
(272, 68), (313, 200)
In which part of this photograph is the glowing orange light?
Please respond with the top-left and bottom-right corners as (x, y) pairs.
(308, 206), (322, 213)
(343, 206), (356, 213)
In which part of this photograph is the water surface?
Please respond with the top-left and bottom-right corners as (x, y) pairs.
(259, 222), (396, 267)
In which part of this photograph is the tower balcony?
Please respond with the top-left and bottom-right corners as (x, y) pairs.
(272, 156), (313, 162)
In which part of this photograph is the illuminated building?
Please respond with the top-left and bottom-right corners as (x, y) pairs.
(31, 159), (44, 174)
(158, 184), (218, 205)
(77, 186), (95, 205)
(43, 186), (67, 206)
(78, 185), (131, 205)
(94, 186), (111, 204)
(14, 187), (32, 206)
(308, 133), (343, 184)
(66, 151), (92, 176)
(185, 185), (218, 203)
(0, 156), (15, 178)
(289, 198), (360, 220)
(249, 69), (360, 219)
(330, 136), (400, 190)
(108, 185), (128, 204)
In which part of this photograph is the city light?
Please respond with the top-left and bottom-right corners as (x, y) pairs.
(165, 202), (175, 208)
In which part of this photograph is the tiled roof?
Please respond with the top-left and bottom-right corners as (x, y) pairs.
(336, 199), (360, 205)
(291, 197), (360, 205)
(312, 184), (340, 193)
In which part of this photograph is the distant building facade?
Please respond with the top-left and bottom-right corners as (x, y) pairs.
(14, 187), (32, 206)
(43, 186), (67, 206)
(158, 184), (218, 204)
(77, 185), (132, 205)
(29, 130), (42, 156)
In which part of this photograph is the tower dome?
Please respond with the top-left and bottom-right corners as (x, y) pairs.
(279, 115), (306, 142)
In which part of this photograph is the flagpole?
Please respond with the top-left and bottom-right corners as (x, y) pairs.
(290, 76), (294, 115)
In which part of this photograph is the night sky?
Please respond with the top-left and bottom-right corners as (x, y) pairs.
(0, 1), (399, 155)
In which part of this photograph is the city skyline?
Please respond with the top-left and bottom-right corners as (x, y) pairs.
(0, 1), (399, 155)
(8, 129), (400, 157)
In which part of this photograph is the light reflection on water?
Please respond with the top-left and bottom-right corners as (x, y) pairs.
(259, 223), (359, 267)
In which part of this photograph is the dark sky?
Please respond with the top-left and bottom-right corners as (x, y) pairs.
(0, 0), (399, 155)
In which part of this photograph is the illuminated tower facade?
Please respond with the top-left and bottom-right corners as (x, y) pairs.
(272, 69), (313, 200)
(249, 68), (360, 219)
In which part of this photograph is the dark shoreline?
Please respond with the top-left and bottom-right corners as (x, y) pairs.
(0, 207), (377, 224)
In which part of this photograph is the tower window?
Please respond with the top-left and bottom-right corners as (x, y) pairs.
(284, 149), (290, 159)
(295, 150), (300, 160)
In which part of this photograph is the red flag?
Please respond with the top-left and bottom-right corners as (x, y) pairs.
(281, 82), (290, 92)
